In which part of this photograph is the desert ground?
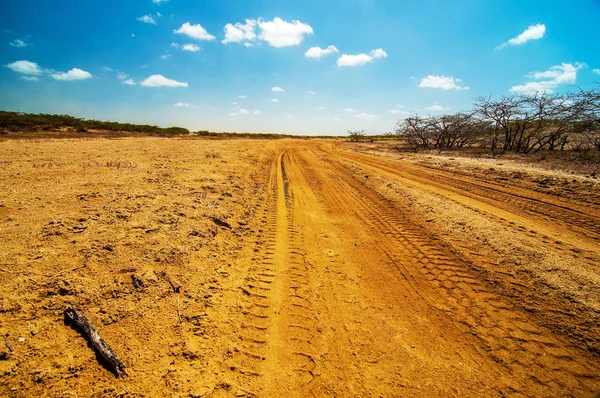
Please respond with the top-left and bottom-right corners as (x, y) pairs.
(0, 137), (599, 397)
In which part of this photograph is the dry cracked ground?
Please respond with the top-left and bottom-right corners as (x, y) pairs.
(0, 137), (599, 397)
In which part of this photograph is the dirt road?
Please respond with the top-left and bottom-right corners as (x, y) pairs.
(0, 138), (599, 396)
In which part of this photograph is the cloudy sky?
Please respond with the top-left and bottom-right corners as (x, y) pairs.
(1, 0), (599, 135)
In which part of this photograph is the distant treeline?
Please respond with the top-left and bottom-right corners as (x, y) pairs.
(0, 111), (306, 139)
(393, 86), (600, 154)
(0, 111), (192, 135)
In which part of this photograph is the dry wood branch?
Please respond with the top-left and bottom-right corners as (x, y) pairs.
(64, 306), (128, 377)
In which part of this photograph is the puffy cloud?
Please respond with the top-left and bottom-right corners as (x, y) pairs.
(424, 104), (449, 112)
(5, 60), (43, 75)
(244, 42), (254, 48)
(353, 113), (378, 121)
(253, 110), (262, 115)
(222, 19), (256, 44)
(305, 45), (339, 59)
(271, 86), (284, 92)
(342, 108), (356, 113)
(497, 23), (545, 49)
(258, 17), (313, 47)
(122, 79), (136, 85)
(238, 95), (247, 99)
(152, 0), (168, 3)
(171, 43), (200, 51)
(174, 102), (192, 107)
(337, 53), (373, 67)
(182, 43), (200, 52)
(137, 14), (157, 25)
(337, 49), (387, 67)
(9, 39), (27, 48)
(418, 75), (469, 90)
(510, 62), (584, 94)
(305, 90), (316, 96)
(51, 68), (92, 81)
(370, 48), (387, 59)
(270, 98), (279, 103)
(141, 74), (188, 87)
(174, 22), (216, 41)
(593, 69), (600, 75)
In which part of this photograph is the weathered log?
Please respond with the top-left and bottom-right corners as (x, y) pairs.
(64, 306), (128, 377)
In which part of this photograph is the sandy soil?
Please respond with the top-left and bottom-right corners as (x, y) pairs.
(0, 137), (599, 397)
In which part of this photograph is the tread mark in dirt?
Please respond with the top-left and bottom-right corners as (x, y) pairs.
(305, 149), (600, 396)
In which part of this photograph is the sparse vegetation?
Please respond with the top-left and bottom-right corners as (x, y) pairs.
(348, 130), (366, 142)
(395, 86), (600, 154)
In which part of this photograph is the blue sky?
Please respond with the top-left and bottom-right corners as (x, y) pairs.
(1, 0), (599, 135)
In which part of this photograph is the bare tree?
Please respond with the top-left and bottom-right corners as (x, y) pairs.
(348, 130), (366, 142)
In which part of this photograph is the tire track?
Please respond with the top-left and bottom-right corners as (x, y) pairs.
(332, 149), (600, 244)
(301, 148), (600, 396)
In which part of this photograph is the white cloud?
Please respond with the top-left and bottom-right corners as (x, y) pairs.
(337, 53), (373, 67)
(343, 108), (356, 113)
(418, 75), (469, 90)
(102, 66), (113, 72)
(510, 62), (584, 94)
(238, 95), (247, 99)
(174, 22), (215, 41)
(21, 76), (38, 81)
(171, 42), (201, 52)
(222, 19), (256, 44)
(370, 48), (387, 59)
(137, 14), (156, 25)
(152, 0), (168, 3)
(51, 68), (92, 81)
(161, 54), (170, 59)
(305, 90), (316, 96)
(317, 106), (326, 110)
(258, 17), (313, 47)
(117, 71), (127, 80)
(305, 45), (339, 59)
(353, 113), (378, 121)
(182, 43), (200, 52)
(271, 86), (284, 92)
(424, 104), (449, 112)
(336, 48), (388, 67)
(9, 39), (27, 48)
(390, 109), (409, 115)
(174, 102), (192, 107)
(593, 69), (600, 75)
(5, 60), (43, 75)
(122, 79), (135, 85)
(270, 98), (279, 103)
(497, 23), (546, 49)
(141, 74), (188, 87)
(253, 110), (262, 115)
(244, 42), (254, 48)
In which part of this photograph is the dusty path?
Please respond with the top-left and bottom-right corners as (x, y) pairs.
(215, 143), (600, 396)
(1, 138), (599, 397)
